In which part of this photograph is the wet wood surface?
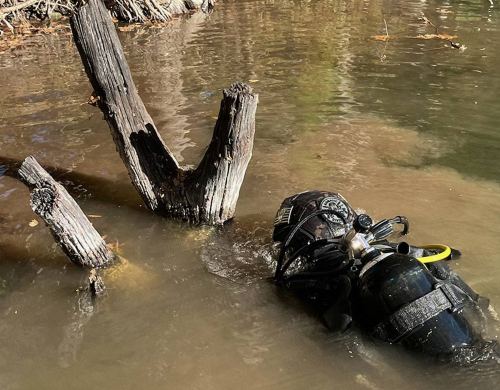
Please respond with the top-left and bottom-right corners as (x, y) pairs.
(71, 0), (257, 224)
(18, 156), (114, 268)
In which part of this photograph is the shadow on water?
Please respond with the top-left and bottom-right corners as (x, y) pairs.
(0, 155), (143, 210)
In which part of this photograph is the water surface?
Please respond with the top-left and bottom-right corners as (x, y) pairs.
(1, 0), (500, 389)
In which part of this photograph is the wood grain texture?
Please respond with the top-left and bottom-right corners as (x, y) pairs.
(18, 156), (114, 268)
(71, 0), (258, 224)
(189, 83), (258, 224)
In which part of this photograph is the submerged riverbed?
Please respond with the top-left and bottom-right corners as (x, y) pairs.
(1, 0), (500, 388)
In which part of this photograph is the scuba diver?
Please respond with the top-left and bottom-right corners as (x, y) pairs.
(272, 190), (498, 361)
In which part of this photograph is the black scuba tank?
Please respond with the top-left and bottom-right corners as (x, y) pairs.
(356, 252), (479, 356)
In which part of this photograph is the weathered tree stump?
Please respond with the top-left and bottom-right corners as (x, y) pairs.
(71, 0), (258, 225)
(18, 156), (114, 268)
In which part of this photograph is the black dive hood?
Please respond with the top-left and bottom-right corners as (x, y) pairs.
(273, 190), (357, 248)
(272, 190), (496, 360)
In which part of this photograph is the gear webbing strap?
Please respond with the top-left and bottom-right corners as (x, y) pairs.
(373, 283), (468, 343)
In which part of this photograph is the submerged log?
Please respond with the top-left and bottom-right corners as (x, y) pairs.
(71, 0), (258, 225)
(18, 156), (114, 268)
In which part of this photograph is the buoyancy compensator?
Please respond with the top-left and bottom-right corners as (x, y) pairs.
(272, 190), (495, 359)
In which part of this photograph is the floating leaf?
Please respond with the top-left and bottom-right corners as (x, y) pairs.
(371, 35), (390, 42)
(413, 33), (458, 40)
(28, 219), (38, 227)
(371, 33), (458, 42)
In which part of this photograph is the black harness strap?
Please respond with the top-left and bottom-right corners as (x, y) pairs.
(373, 282), (468, 343)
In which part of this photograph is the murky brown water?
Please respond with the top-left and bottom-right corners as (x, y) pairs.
(2, 0), (500, 388)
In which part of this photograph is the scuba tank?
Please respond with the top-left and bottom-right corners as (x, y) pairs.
(273, 190), (492, 358)
(348, 230), (481, 357)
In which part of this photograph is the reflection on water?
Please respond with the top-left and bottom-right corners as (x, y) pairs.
(1, 0), (500, 388)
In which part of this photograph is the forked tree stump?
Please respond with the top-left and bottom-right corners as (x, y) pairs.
(70, 0), (258, 225)
(18, 156), (114, 268)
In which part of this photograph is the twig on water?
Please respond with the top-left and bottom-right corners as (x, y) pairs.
(420, 13), (439, 34)
(418, 12), (465, 51)
(376, 17), (389, 62)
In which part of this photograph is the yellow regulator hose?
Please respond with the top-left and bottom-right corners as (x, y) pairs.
(417, 244), (452, 264)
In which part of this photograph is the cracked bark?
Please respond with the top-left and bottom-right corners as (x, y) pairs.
(71, 0), (258, 224)
(18, 156), (114, 268)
